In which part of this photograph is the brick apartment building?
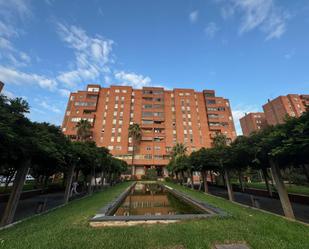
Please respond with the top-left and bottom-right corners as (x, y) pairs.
(263, 94), (309, 126)
(239, 112), (267, 136)
(62, 84), (236, 178)
(240, 94), (309, 136)
(0, 81), (4, 93)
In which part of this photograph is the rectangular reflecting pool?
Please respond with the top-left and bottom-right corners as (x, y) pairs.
(90, 182), (226, 227)
(114, 183), (206, 216)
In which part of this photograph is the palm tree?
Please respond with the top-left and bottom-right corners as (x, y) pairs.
(171, 142), (187, 158)
(76, 119), (92, 141)
(171, 143), (188, 184)
(128, 123), (142, 177)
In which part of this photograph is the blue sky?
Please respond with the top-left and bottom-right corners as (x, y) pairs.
(0, 0), (309, 134)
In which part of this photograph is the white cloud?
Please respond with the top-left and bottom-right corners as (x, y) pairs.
(231, 104), (260, 135)
(0, 0), (32, 20)
(2, 89), (15, 99)
(0, 2), (32, 67)
(114, 71), (152, 88)
(0, 66), (57, 91)
(56, 23), (114, 88)
(218, 0), (289, 40)
(205, 22), (219, 38)
(58, 88), (71, 97)
(189, 10), (199, 23)
(39, 100), (61, 113)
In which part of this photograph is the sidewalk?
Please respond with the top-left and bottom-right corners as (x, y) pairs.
(0, 192), (65, 222)
(207, 185), (309, 223)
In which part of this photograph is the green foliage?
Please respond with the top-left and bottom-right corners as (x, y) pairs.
(141, 168), (157, 180)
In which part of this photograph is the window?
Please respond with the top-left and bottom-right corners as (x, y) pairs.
(114, 104), (118, 108)
(74, 101), (96, 107)
(113, 119), (117, 124)
(206, 99), (216, 105)
(87, 87), (99, 92)
(146, 146), (151, 151)
(145, 154), (152, 159)
(142, 119), (153, 124)
(118, 128), (122, 133)
(117, 136), (121, 142)
(115, 89), (120, 93)
(204, 92), (215, 97)
(154, 146), (160, 151)
(115, 146), (122, 150)
(113, 111), (117, 116)
(70, 96), (75, 101)
(111, 137), (115, 142)
(154, 155), (163, 160)
(122, 90), (127, 93)
(119, 120), (123, 125)
(143, 104), (152, 109)
(62, 127), (66, 132)
(108, 146), (113, 150)
(66, 111), (71, 116)
(142, 112), (153, 117)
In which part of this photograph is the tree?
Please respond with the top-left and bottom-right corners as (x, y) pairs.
(76, 119), (92, 141)
(128, 123), (142, 177)
(0, 96), (35, 226)
(213, 134), (234, 201)
(190, 148), (218, 193)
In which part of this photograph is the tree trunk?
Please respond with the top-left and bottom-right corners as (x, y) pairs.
(270, 160), (295, 219)
(224, 170), (234, 201)
(221, 172), (226, 187)
(262, 168), (273, 197)
(131, 144), (135, 177)
(1, 161), (30, 226)
(75, 169), (80, 181)
(64, 164), (75, 204)
(202, 170), (209, 193)
(181, 171), (185, 185)
(238, 170), (244, 192)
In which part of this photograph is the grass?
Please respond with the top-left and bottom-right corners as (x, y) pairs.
(0, 181), (308, 249)
(238, 181), (309, 196)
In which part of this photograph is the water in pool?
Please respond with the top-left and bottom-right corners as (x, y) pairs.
(114, 183), (206, 216)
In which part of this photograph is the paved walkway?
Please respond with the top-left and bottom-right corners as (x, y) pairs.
(208, 185), (309, 223)
(0, 192), (65, 222)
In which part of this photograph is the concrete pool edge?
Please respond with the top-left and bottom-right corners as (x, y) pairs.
(89, 182), (227, 226)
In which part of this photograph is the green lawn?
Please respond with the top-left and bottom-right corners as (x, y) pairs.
(239, 182), (309, 196)
(0, 181), (308, 249)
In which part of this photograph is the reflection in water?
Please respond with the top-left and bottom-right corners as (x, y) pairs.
(114, 183), (206, 216)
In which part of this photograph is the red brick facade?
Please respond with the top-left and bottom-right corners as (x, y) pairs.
(0, 81), (4, 93)
(263, 94), (308, 126)
(62, 85), (236, 178)
(240, 112), (267, 136)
